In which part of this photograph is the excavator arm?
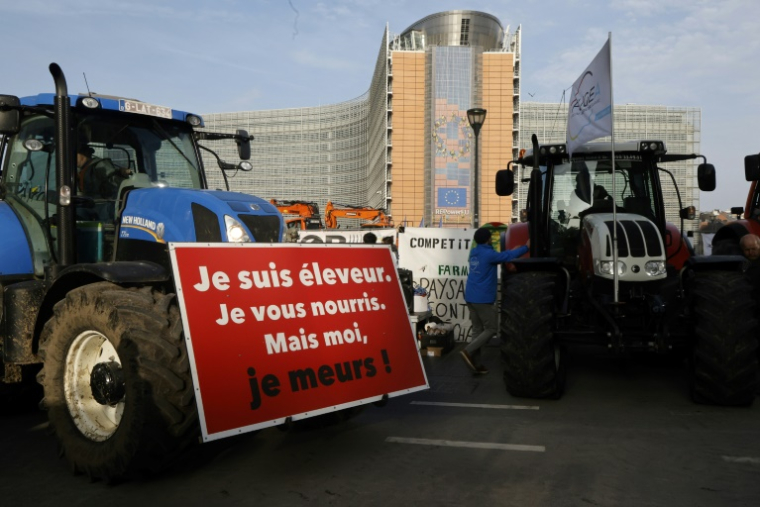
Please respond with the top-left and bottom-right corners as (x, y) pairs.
(270, 199), (324, 230)
(324, 201), (394, 229)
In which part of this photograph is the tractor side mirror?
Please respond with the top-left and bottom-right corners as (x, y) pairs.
(744, 154), (760, 181)
(0, 95), (21, 135)
(679, 206), (696, 220)
(235, 129), (251, 161)
(697, 163), (716, 191)
(730, 206), (744, 217)
(575, 166), (592, 204)
(495, 169), (515, 196)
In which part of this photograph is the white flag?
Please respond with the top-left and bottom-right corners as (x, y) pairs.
(566, 39), (612, 156)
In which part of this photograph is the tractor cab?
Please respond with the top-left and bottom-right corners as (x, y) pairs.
(0, 92), (274, 276)
(3, 99), (206, 267)
(498, 139), (715, 274)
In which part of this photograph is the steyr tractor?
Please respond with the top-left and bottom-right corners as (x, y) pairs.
(710, 152), (760, 250)
(0, 64), (283, 480)
(495, 135), (758, 405)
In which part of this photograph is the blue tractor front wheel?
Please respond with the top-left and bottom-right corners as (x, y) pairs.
(37, 282), (199, 481)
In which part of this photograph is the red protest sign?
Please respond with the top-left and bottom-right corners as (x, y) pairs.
(169, 243), (428, 441)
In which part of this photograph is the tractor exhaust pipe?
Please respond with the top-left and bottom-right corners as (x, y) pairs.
(49, 63), (75, 269)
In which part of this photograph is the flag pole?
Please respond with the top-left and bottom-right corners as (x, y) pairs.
(608, 32), (619, 305)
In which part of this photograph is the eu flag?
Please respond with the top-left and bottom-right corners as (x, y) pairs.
(437, 187), (466, 207)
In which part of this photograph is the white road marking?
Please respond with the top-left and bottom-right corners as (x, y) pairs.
(722, 456), (760, 465)
(386, 436), (545, 453)
(411, 401), (539, 410)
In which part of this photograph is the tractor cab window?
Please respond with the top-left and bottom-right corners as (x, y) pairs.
(77, 114), (202, 192)
(4, 115), (58, 215)
(596, 159), (656, 221)
(3, 113), (203, 226)
(548, 158), (657, 262)
(2, 115), (58, 274)
(551, 159), (655, 228)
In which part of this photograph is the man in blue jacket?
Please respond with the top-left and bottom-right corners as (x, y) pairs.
(461, 227), (529, 374)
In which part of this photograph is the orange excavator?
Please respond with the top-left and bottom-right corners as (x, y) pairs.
(269, 199), (324, 230)
(324, 201), (394, 229)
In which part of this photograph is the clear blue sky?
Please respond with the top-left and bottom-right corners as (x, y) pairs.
(2, 0), (757, 211)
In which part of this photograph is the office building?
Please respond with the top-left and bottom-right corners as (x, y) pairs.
(202, 10), (519, 228)
(200, 10), (700, 233)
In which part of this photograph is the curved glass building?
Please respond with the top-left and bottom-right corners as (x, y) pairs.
(200, 10), (700, 234)
(201, 10), (521, 228)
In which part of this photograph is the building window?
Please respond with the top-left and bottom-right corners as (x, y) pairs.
(460, 18), (470, 46)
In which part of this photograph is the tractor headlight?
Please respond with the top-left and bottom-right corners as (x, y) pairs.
(596, 260), (627, 276)
(639, 141), (666, 153)
(224, 215), (251, 242)
(59, 185), (71, 206)
(644, 260), (666, 277)
(81, 97), (100, 109)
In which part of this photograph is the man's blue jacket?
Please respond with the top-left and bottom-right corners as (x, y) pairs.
(464, 243), (529, 304)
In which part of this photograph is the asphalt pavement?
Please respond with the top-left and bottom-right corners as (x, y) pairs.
(1, 340), (758, 507)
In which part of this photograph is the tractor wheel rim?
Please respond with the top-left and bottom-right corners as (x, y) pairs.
(64, 330), (124, 441)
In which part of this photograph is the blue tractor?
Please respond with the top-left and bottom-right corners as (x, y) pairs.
(0, 64), (283, 480)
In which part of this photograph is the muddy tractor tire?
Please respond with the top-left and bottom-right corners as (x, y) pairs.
(37, 282), (198, 481)
(688, 271), (758, 406)
(500, 272), (565, 399)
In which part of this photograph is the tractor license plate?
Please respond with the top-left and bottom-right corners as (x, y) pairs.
(119, 99), (172, 119)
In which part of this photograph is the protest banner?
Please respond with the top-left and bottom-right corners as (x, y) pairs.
(169, 243), (428, 441)
(398, 227), (474, 342)
(398, 225), (509, 343)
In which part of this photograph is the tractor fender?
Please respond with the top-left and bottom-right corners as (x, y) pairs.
(24, 261), (171, 364)
(502, 222), (567, 297)
(665, 223), (693, 270)
(42, 260), (170, 316)
(683, 255), (746, 273)
(502, 222), (529, 251)
(711, 220), (759, 255)
(510, 257), (564, 273)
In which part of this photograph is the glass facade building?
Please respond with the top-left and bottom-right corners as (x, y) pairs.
(200, 10), (520, 228)
(201, 97), (369, 206)
(199, 10), (701, 233)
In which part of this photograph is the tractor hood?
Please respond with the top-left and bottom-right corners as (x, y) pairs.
(580, 213), (667, 282)
(118, 188), (282, 244)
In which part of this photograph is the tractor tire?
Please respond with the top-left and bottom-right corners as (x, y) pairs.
(37, 282), (198, 481)
(688, 271), (758, 406)
(500, 272), (565, 399)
